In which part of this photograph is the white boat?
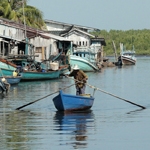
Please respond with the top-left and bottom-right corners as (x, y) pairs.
(69, 38), (106, 72)
(120, 43), (136, 65)
(70, 51), (100, 72)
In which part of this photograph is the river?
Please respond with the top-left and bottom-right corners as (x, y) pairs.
(0, 56), (150, 150)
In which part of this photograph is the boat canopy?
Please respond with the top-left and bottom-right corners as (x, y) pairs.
(73, 51), (96, 55)
(122, 50), (135, 55)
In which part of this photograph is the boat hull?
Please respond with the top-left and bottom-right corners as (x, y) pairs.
(53, 90), (94, 112)
(70, 55), (99, 72)
(121, 56), (136, 65)
(0, 61), (16, 76)
(20, 70), (60, 80)
(0, 76), (21, 84)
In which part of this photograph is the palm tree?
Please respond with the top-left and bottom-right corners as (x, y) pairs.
(0, 0), (12, 19)
(0, 0), (46, 30)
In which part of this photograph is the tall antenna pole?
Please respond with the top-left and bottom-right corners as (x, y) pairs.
(22, 0), (26, 40)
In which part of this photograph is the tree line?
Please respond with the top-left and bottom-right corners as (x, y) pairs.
(91, 29), (150, 56)
(1, 1), (150, 56)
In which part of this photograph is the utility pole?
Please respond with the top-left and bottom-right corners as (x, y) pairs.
(22, 0), (26, 40)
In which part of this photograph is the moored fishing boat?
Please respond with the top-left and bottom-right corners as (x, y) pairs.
(0, 58), (17, 76)
(53, 90), (95, 112)
(120, 43), (136, 65)
(6, 56), (62, 81)
(69, 38), (106, 72)
(70, 54), (99, 72)
(20, 69), (60, 81)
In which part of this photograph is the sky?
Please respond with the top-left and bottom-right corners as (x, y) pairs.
(28, 0), (150, 31)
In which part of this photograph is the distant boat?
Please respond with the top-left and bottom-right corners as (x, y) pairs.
(120, 43), (136, 65)
(53, 90), (95, 112)
(0, 76), (21, 85)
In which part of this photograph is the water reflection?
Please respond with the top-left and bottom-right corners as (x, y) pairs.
(53, 110), (95, 149)
(1, 111), (35, 150)
(126, 108), (145, 114)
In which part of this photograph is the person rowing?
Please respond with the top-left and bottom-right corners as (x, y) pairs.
(67, 64), (88, 95)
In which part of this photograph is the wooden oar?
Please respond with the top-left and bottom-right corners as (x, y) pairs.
(16, 83), (75, 110)
(87, 84), (146, 109)
(66, 76), (146, 109)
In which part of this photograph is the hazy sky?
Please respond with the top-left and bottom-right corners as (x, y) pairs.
(28, 0), (150, 31)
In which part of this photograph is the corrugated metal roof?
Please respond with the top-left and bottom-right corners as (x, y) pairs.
(0, 34), (22, 42)
(60, 27), (95, 37)
(45, 19), (100, 31)
(42, 33), (72, 42)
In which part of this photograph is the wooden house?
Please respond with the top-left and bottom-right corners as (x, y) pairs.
(45, 20), (106, 60)
(44, 20), (107, 70)
(45, 20), (98, 47)
(0, 18), (72, 67)
(0, 18), (26, 57)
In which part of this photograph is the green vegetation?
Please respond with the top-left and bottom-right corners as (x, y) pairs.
(0, 1), (149, 56)
(0, 0), (46, 30)
(91, 29), (150, 56)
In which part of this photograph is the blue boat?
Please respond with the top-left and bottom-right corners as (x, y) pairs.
(53, 90), (95, 112)
(0, 76), (21, 85)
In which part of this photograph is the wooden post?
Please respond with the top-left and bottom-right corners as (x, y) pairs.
(0, 41), (1, 56)
(100, 45), (104, 64)
(8, 42), (10, 56)
(3, 41), (5, 57)
(112, 40), (118, 62)
(42, 47), (45, 60)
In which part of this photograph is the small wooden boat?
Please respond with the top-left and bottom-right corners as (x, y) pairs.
(6, 58), (62, 81)
(20, 69), (60, 81)
(0, 76), (21, 85)
(53, 90), (95, 112)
